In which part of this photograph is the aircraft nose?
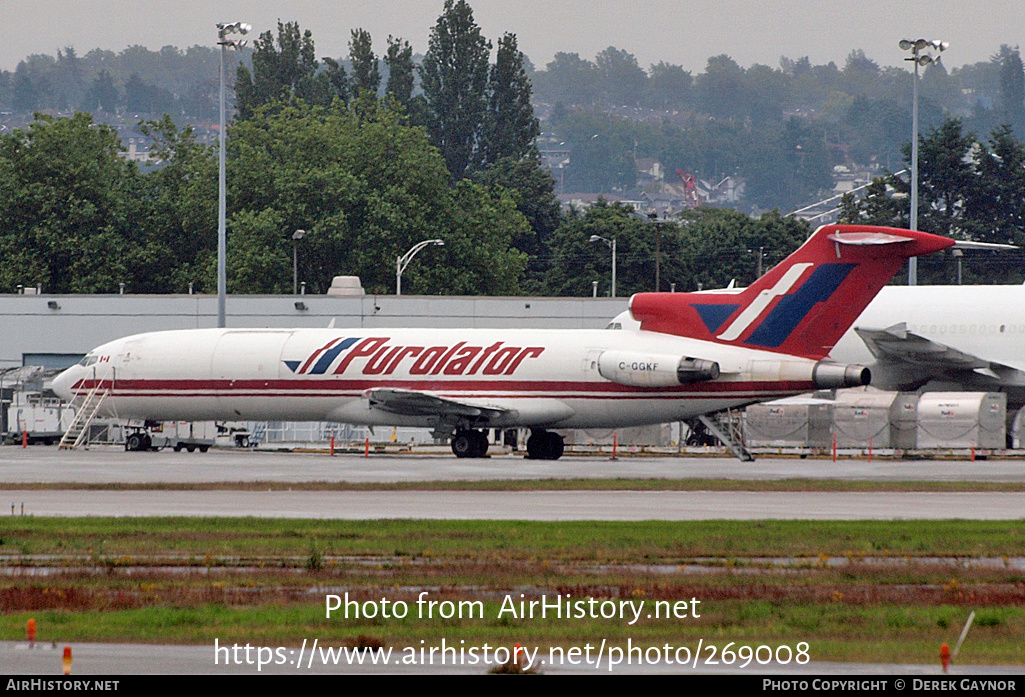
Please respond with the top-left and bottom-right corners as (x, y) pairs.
(52, 366), (78, 401)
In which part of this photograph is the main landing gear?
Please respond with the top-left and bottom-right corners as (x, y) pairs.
(526, 429), (564, 460)
(451, 429), (489, 458)
(450, 428), (565, 460)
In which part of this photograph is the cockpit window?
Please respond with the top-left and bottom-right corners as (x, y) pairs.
(605, 322), (622, 330)
(78, 355), (99, 367)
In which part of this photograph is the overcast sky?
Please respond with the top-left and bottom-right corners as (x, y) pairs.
(2, 1), (1023, 74)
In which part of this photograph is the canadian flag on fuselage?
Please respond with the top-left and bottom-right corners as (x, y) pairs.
(629, 225), (954, 360)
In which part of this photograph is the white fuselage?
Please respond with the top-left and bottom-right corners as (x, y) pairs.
(832, 285), (1025, 372)
(52, 326), (829, 431)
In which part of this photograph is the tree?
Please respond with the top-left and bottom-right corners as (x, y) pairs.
(671, 208), (809, 292)
(125, 73), (177, 114)
(235, 21), (341, 119)
(384, 36), (415, 107)
(472, 155), (561, 290)
(543, 200), (659, 297)
(419, 0), (491, 178)
(138, 115), (217, 292)
(52, 48), (85, 111)
(914, 118), (977, 237)
(647, 62), (692, 110)
(349, 29), (381, 97)
(532, 52), (598, 106)
(0, 113), (145, 293)
(595, 47), (647, 107)
(481, 33), (539, 166)
(225, 101), (529, 294)
(840, 118), (1025, 282)
(12, 71), (39, 112)
(838, 177), (905, 228)
(696, 54), (747, 120)
(742, 117), (832, 212)
(557, 113), (639, 192)
(965, 125), (1025, 245)
(80, 70), (118, 112)
(996, 45), (1025, 137)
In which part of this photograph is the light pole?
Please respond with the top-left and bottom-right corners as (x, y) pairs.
(216, 20), (251, 328)
(900, 38), (947, 286)
(589, 235), (617, 297)
(396, 239), (444, 295)
(292, 229), (305, 295)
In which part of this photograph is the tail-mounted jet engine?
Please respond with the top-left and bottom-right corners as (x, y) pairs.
(597, 351), (721, 387)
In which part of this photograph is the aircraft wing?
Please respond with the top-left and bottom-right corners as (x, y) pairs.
(854, 323), (1025, 387)
(364, 388), (511, 419)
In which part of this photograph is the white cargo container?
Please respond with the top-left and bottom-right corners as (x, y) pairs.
(744, 400), (833, 448)
(832, 388), (918, 449)
(560, 423), (672, 447)
(916, 392), (1006, 449)
(7, 391), (76, 444)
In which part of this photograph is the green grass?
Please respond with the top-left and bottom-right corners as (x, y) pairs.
(1, 517), (1023, 558)
(1, 517), (1022, 664)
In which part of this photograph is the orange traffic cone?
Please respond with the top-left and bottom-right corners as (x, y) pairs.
(940, 642), (951, 673)
(26, 618), (36, 647)
(62, 646), (72, 675)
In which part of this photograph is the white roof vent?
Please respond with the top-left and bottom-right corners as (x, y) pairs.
(326, 276), (365, 297)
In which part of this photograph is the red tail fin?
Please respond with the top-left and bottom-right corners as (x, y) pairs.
(629, 225), (953, 359)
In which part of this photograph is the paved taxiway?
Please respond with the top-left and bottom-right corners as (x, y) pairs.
(2, 445), (1024, 483)
(2, 489), (1023, 519)
(1, 446), (1022, 520)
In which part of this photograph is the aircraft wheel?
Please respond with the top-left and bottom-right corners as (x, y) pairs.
(198, 445), (209, 453)
(545, 433), (564, 460)
(186, 445), (196, 453)
(125, 433), (144, 452)
(451, 431), (477, 458)
(173, 444), (183, 452)
(526, 431), (564, 460)
(526, 431), (546, 459)
(473, 431), (489, 457)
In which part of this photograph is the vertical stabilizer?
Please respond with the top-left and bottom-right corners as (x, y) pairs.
(629, 225), (953, 359)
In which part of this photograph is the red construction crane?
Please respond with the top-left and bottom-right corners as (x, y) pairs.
(675, 169), (701, 208)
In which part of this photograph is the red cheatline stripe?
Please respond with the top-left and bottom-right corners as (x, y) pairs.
(75, 378), (815, 396)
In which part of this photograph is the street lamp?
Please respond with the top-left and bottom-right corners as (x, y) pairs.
(292, 229), (306, 295)
(396, 239), (444, 295)
(589, 235), (617, 297)
(900, 37), (948, 286)
(216, 20), (251, 328)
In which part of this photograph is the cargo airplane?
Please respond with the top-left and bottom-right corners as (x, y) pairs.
(52, 225), (952, 459)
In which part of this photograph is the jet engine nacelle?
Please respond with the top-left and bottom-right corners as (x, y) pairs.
(812, 361), (871, 389)
(598, 351), (721, 387)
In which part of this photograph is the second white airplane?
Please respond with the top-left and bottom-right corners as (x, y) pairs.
(52, 224), (953, 459)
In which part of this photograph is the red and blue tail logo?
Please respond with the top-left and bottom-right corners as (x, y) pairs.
(630, 225), (953, 359)
(284, 337), (362, 374)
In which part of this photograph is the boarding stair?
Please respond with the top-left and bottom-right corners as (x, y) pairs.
(698, 409), (754, 462)
(58, 381), (110, 450)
